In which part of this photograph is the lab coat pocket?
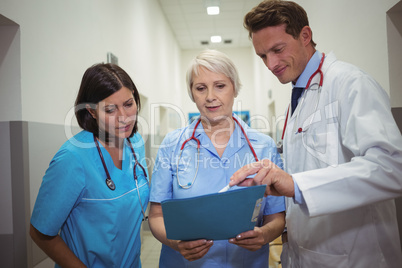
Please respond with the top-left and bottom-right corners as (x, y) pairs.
(301, 100), (340, 167)
(302, 126), (338, 168)
(299, 246), (348, 268)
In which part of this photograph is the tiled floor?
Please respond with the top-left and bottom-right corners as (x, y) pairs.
(140, 229), (283, 268)
(141, 230), (162, 267)
(34, 229), (162, 268)
(34, 229), (281, 268)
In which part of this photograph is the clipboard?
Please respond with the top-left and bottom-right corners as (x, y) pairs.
(161, 185), (266, 241)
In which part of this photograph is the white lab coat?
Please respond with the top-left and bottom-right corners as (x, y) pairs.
(282, 52), (402, 268)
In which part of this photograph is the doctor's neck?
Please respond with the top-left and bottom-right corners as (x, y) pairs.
(96, 135), (126, 150)
(292, 47), (317, 85)
(201, 116), (235, 142)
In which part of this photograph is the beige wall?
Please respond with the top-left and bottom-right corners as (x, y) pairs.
(0, 0), (401, 267)
(0, 0), (182, 130)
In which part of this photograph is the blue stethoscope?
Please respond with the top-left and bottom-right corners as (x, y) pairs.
(177, 116), (259, 189)
(94, 134), (149, 221)
(277, 53), (325, 153)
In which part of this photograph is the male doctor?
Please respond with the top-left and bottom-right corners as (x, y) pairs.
(230, 1), (402, 267)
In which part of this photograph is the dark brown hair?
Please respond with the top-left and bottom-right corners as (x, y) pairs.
(75, 63), (141, 139)
(244, 0), (316, 47)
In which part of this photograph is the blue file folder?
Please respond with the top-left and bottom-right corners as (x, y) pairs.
(161, 185), (266, 241)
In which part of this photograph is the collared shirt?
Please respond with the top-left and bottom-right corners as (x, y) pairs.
(292, 50), (323, 204)
(150, 114), (285, 268)
(294, 50), (322, 89)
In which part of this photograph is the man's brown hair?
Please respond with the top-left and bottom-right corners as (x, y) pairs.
(244, 0), (316, 47)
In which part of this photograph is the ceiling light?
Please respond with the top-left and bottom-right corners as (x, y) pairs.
(204, 0), (220, 15)
(210, 35), (222, 43)
(207, 6), (220, 15)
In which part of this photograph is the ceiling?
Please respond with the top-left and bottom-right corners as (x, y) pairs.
(0, 14), (17, 26)
(158, 0), (262, 50)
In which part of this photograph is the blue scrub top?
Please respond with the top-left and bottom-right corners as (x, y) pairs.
(150, 114), (285, 268)
(31, 130), (150, 268)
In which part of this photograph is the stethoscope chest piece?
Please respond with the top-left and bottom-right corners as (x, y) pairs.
(106, 178), (116, 191)
(94, 134), (149, 221)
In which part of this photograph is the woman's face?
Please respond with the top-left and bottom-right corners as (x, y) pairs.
(88, 86), (137, 141)
(191, 67), (235, 126)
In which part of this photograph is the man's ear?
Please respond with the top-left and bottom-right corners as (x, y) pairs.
(86, 104), (97, 119)
(299, 26), (312, 47)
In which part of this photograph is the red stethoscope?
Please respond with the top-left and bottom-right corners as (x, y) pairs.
(94, 134), (149, 221)
(177, 116), (259, 189)
(279, 53), (325, 152)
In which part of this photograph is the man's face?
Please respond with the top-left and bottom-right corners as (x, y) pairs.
(252, 24), (311, 84)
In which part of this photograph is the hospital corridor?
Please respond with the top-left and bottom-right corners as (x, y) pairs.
(1, 0), (402, 267)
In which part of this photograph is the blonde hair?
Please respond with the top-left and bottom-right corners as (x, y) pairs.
(186, 49), (242, 102)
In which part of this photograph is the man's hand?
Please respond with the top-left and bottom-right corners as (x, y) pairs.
(229, 159), (295, 197)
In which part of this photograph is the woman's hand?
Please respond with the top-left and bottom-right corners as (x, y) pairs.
(149, 202), (213, 261)
(228, 212), (285, 252)
(175, 239), (213, 261)
(228, 227), (266, 251)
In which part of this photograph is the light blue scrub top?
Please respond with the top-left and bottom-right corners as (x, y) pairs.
(150, 114), (285, 268)
(31, 130), (150, 268)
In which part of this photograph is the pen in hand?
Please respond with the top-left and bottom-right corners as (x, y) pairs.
(218, 177), (255, 193)
(218, 184), (232, 193)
